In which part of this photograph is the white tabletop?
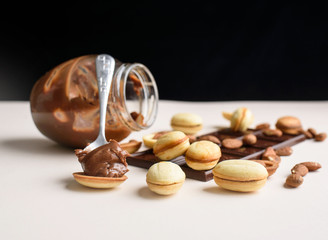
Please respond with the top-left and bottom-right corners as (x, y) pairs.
(1, 100), (328, 240)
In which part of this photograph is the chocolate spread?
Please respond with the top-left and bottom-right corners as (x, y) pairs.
(129, 74), (143, 96)
(30, 55), (140, 148)
(75, 140), (129, 178)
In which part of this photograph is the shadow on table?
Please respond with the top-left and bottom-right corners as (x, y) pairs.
(63, 177), (119, 193)
(203, 186), (255, 196)
(137, 186), (173, 200)
(1, 137), (72, 156)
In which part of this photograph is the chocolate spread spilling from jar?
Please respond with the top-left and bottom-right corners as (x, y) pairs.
(75, 140), (129, 178)
(30, 54), (158, 148)
(30, 55), (143, 148)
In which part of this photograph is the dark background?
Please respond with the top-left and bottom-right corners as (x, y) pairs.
(1, 1), (327, 101)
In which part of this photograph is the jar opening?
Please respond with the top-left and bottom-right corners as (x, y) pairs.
(113, 63), (158, 131)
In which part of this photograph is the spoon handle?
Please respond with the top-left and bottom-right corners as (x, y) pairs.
(95, 54), (115, 140)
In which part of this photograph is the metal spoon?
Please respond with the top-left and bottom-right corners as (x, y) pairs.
(83, 54), (115, 152)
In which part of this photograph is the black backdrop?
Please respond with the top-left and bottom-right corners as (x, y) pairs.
(1, 1), (327, 101)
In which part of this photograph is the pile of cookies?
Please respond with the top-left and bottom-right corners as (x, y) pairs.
(139, 108), (325, 195)
(143, 112), (223, 195)
(73, 107), (325, 196)
(142, 109), (270, 194)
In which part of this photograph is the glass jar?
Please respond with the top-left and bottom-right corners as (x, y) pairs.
(30, 54), (158, 148)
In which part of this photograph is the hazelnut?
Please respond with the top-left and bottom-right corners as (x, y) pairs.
(255, 123), (270, 130)
(197, 135), (221, 145)
(291, 164), (308, 176)
(242, 134), (257, 145)
(263, 129), (283, 137)
(275, 146), (293, 156)
(285, 173), (303, 188)
(308, 128), (317, 136)
(315, 133), (327, 142)
(299, 162), (321, 171)
(301, 130), (313, 139)
(222, 138), (243, 149)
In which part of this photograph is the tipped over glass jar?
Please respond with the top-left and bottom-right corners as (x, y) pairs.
(30, 54), (158, 148)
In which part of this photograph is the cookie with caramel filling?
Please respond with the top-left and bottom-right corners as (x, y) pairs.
(185, 140), (221, 170)
(153, 131), (190, 160)
(146, 162), (185, 195)
(275, 116), (302, 135)
(171, 113), (203, 135)
(212, 160), (268, 192)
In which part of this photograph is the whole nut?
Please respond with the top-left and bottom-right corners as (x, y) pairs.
(291, 164), (308, 176)
(222, 138), (243, 149)
(308, 128), (317, 136)
(301, 130), (314, 139)
(285, 173), (303, 188)
(255, 123), (270, 130)
(243, 134), (257, 145)
(263, 129), (283, 137)
(299, 162), (321, 171)
(315, 133), (327, 142)
(197, 135), (221, 145)
(275, 146), (293, 156)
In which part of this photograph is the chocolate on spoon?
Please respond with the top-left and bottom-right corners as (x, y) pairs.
(73, 54), (128, 188)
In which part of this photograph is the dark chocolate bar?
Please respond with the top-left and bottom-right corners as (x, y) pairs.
(127, 128), (306, 181)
